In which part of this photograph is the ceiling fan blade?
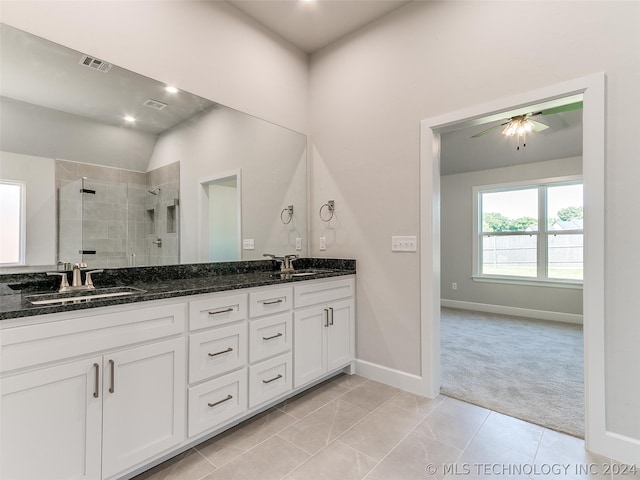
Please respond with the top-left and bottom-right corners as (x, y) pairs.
(532, 101), (583, 116)
(530, 120), (549, 132)
(471, 122), (507, 138)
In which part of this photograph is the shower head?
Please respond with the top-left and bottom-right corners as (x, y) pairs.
(148, 187), (161, 195)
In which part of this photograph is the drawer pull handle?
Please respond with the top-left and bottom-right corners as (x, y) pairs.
(262, 332), (283, 341)
(208, 394), (233, 407)
(93, 363), (100, 398)
(262, 299), (283, 305)
(109, 359), (115, 393)
(263, 374), (283, 384)
(324, 308), (329, 327)
(208, 307), (234, 316)
(329, 307), (334, 326)
(208, 347), (233, 357)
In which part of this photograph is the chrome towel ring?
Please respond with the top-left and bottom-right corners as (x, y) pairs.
(319, 200), (335, 222)
(281, 205), (294, 224)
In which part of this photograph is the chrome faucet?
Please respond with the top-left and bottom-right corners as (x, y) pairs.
(47, 262), (103, 293)
(263, 253), (299, 273)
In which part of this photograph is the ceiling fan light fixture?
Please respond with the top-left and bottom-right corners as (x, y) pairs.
(502, 117), (535, 137)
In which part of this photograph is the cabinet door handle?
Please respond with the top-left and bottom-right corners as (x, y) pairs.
(208, 307), (234, 316)
(329, 307), (334, 326)
(324, 308), (329, 327)
(262, 299), (283, 305)
(109, 359), (115, 393)
(208, 347), (233, 357)
(262, 374), (283, 384)
(93, 363), (100, 398)
(262, 332), (283, 341)
(208, 394), (233, 407)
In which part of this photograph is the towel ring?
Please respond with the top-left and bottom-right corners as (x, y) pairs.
(319, 200), (335, 222)
(281, 205), (294, 225)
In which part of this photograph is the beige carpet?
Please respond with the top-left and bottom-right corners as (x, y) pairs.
(440, 307), (584, 438)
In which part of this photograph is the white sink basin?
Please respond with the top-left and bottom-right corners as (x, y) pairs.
(26, 287), (146, 306)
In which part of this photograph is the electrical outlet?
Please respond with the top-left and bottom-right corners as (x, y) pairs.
(242, 239), (255, 250)
(319, 237), (326, 251)
(295, 237), (302, 251)
(452, 282), (458, 290)
(391, 236), (417, 252)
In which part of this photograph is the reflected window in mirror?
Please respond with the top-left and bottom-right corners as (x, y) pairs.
(0, 180), (25, 265)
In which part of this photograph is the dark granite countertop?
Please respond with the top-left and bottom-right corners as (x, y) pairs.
(0, 258), (355, 321)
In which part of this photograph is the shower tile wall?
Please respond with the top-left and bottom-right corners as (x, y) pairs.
(55, 160), (179, 268)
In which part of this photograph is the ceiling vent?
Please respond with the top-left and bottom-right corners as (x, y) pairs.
(79, 55), (112, 73)
(143, 99), (168, 110)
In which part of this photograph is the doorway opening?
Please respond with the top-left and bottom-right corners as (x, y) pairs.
(419, 74), (605, 452)
(198, 170), (242, 262)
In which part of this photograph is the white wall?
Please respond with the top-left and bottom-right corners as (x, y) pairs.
(309, 1), (640, 443)
(0, 1), (309, 134)
(441, 157), (583, 316)
(0, 151), (56, 266)
(149, 105), (307, 262)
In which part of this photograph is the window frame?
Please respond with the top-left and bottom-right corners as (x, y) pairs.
(472, 175), (583, 288)
(0, 179), (27, 266)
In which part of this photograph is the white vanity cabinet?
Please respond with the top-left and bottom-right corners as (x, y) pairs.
(0, 302), (186, 480)
(293, 278), (355, 388)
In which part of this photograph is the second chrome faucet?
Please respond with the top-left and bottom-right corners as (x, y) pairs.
(263, 253), (299, 273)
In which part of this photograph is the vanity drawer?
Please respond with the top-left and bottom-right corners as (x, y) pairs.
(249, 313), (292, 363)
(189, 293), (247, 331)
(188, 369), (247, 437)
(189, 323), (247, 383)
(248, 353), (292, 408)
(249, 287), (292, 318)
(293, 277), (354, 309)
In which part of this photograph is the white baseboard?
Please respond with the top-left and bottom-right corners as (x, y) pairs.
(354, 359), (436, 398)
(441, 299), (583, 325)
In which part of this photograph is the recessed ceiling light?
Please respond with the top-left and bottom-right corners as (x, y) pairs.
(165, 86), (179, 93)
(123, 115), (136, 122)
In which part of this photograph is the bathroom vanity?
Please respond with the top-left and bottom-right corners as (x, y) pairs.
(0, 259), (355, 480)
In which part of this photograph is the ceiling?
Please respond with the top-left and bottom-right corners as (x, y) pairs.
(440, 106), (583, 176)
(226, 0), (411, 53)
(0, 23), (215, 135)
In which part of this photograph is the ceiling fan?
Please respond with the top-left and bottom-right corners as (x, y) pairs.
(471, 101), (583, 149)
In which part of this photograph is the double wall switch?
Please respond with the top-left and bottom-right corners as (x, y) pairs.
(391, 236), (417, 252)
(242, 239), (255, 250)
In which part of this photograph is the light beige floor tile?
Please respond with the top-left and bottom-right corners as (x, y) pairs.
(367, 429), (463, 480)
(338, 402), (423, 461)
(278, 381), (350, 419)
(533, 429), (611, 479)
(134, 449), (215, 480)
(340, 379), (399, 412)
(331, 373), (369, 390)
(414, 398), (490, 450)
(202, 435), (309, 480)
(195, 407), (296, 467)
(472, 411), (544, 459)
(285, 440), (377, 480)
(387, 391), (445, 417)
(612, 463), (640, 479)
(279, 399), (369, 455)
(456, 436), (533, 480)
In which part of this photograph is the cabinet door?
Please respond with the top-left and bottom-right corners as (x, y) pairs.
(293, 306), (327, 388)
(102, 337), (185, 479)
(1, 357), (103, 480)
(327, 299), (355, 372)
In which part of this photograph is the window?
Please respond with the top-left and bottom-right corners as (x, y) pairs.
(0, 180), (26, 265)
(473, 178), (583, 284)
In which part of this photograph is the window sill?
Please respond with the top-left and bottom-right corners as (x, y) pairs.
(471, 275), (583, 290)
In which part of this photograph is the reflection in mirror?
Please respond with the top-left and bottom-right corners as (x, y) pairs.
(0, 23), (307, 273)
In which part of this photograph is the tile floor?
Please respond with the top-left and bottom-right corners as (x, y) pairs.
(134, 374), (636, 480)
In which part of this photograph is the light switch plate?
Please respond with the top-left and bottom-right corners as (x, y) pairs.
(319, 237), (327, 251)
(296, 237), (302, 251)
(391, 236), (417, 252)
(243, 239), (255, 250)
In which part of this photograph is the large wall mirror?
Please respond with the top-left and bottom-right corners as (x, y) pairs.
(0, 23), (307, 273)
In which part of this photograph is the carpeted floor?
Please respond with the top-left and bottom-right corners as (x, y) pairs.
(440, 307), (584, 438)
